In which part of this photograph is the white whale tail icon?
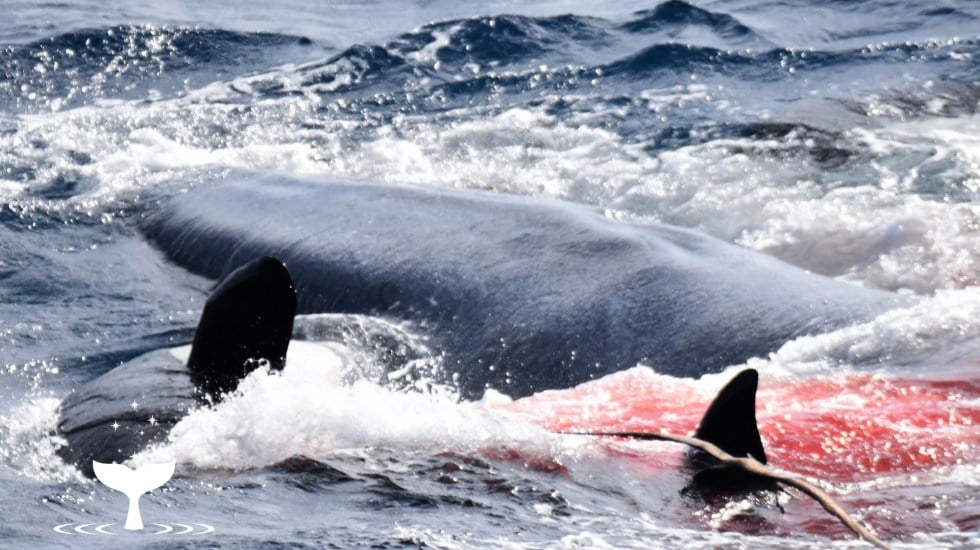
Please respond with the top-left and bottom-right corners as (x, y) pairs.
(93, 461), (175, 530)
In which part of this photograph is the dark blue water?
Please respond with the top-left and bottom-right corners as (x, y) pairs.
(0, 1), (977, 548)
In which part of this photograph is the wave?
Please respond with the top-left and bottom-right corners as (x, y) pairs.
(0, 25), (315, 111)
(242, 17), (978, 120)
(605, 38), (980, 83)
(3, 12), (975, 120)
(620, 0), (769, 46)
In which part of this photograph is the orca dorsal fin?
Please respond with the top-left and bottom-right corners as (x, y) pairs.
(187, 257), (297, 400)
(694, 368), (767, 464)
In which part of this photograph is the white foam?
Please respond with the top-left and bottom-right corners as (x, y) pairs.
(737, 113), (980, 293)
(0, 179), (27, 200)
(323, 106), (656, 206)
(743, 287), (980, 376)
(136, 341), (569, 471)
(405, 27), (457, 69)
(0, 396), (80, 482)
(859, 113), (980, 194)
(737, 189), (978, 293)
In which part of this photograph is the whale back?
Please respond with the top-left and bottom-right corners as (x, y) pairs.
(56, 348), (197, 476)
(143, 170), (902, 399)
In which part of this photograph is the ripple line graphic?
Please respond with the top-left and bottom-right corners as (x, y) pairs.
(74, 523), (97, 535)
(151, 523), (174, 535)
(94, 523), (118, 535)
(53, 522), (215, 535)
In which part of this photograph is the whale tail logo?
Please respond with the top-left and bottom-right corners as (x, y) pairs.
(93, 461), (175, 530)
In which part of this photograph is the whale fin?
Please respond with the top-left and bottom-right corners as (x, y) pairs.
(693, 368), (767, 464)
(187, 256), (297, 400)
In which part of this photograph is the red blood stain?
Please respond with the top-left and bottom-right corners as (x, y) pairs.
(486, 368), (980, 539)
(495, 369), (979, 481)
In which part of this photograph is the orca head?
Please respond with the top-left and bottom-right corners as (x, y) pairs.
(694, 368), (767, 464)
(187, 256), (297, 400)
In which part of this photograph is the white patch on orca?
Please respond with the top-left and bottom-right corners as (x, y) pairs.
(168, 344), (191, 364)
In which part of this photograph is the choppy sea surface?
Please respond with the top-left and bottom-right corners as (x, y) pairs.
(0, 1), (977, 548)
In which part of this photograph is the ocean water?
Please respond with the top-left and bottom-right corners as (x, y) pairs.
(0, 0), (977, 548)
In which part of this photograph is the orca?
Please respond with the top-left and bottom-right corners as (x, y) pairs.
(569, 368), (890, 548)
(56, 257), (296, 476)
(142, 169), (903, 399)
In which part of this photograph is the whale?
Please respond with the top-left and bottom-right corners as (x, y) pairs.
(141, 169), (903, 400)
(52, 173), (900, 547)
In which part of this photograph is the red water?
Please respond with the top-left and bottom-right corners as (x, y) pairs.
(492, 368), (980, 542)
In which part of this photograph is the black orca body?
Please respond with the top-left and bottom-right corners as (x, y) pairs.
(142, 170), (902, 399)
(56, 257), (296, 476)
